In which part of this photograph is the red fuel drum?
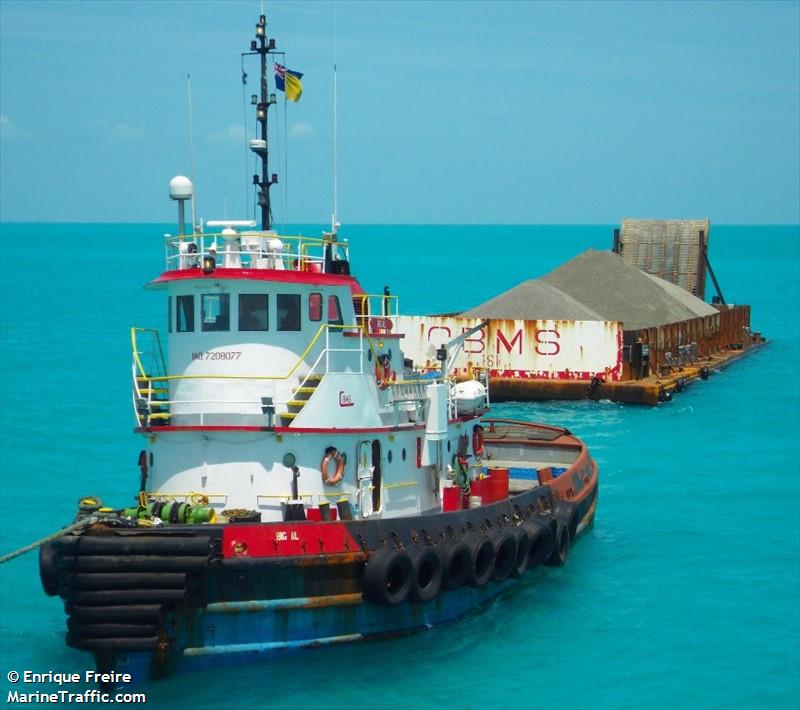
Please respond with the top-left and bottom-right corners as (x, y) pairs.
(488, 468), (510, 502)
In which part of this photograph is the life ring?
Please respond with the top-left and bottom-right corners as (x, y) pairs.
(321, 449), (345, 485)
(440, 541), (471, 590)
(363, 548), (413, 606)
(491, 531), (518, 582)
(409, 546), (443, 603)
(466, 534), (494, 588)
(472, 425), (485, 457)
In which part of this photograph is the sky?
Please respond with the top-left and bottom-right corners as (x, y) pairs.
(0, 0), (798, 225)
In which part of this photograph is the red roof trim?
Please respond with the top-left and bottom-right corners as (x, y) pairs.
(274, 424), (427, 434)
(343, 332), (404, 339)
(136, 425), (270, 434)
(150, 268), (360, 288)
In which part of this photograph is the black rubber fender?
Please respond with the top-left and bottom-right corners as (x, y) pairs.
(67, 572), (186, 590)
(491, 531), (518, 582)
(525, 518), (555, 570)
(52, 535), (211, 556)
(39, 542), (59, 597)
(362, 548), (413, 606)
(544, 520), (571, 567)
(57, 555), (209, 573)
(66, 633), (159, 651)
(65, 588), (187, 605)
(509, 527), (531, 578)
(554, 500), (581, 540)
(66, 604), (163, 623)
(440, 541), (471, 591)
(466, 534), (494, 588)
(67, 619), (157, 638)
(409, 546), (443, 603)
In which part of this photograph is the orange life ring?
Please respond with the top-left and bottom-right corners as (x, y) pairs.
(472, 425), (485, 457)
(321, 451), (345, 485)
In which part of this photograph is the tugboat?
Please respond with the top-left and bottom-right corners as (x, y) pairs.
(38, 13), (598, 680)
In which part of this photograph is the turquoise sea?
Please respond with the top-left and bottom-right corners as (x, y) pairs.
(0, 223), (798, 709)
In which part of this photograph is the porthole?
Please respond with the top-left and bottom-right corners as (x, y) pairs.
(387, 450), (393, 463)
(401, 448), (406, 461)
(447, 440), (451, 453)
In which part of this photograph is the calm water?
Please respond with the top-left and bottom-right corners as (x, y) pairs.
(1, 224), (798, 709)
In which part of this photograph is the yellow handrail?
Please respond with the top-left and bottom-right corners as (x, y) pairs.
(131, 327), (168, 380)
(130, 320), (444, 387)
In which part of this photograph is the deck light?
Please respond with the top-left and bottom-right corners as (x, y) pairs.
(256, 102), (267, 120)
(261, 397), (275, 427)
(271, 173), (278, 184)
(252, 174), (260, 185)
(250, 40), (257, 51)
(251, 94), (258, 105)
(255, 21), (265, 38)
(202, 255), (216, 274)
(268, 38), (276, 49)
(269, 93), (277, 105)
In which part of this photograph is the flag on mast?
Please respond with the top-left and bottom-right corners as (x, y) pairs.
(274, 64), (303, 102)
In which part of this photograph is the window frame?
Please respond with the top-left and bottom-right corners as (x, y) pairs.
(277, 293), (302, 332)
(201, 293), (231, 332)
(239, 293), (269, 332)
(176, 295), (195, 333)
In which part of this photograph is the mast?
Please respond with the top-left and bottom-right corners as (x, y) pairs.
(249, 14), (279, 230)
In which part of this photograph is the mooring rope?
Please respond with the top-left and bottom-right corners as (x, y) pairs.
(0, 516), (98, 565)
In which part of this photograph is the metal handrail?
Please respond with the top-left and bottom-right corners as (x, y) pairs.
(163, 231), (347, 272)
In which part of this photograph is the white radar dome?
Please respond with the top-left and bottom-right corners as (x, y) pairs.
(169, 175), (194, 200)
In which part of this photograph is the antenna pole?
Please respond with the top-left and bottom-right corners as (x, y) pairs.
(187, 74), (197, 232)
(252, 14), (278, 231)
(332, 3), (338, 234)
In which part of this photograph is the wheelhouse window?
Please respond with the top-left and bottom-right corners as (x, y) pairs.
(308, 292), (322, 322)
(201, 294), (230, 332)
(239, 294), (268, 331)
(176, 295), (194, 332)
(328, 295), (343, 325)
(277, 293), (301, 331)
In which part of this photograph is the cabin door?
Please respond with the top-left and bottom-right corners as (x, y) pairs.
(356, 441), (374, 518)
(371, 440), (382, 513)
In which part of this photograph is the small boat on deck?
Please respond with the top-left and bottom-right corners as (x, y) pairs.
(38, 12), (598, 681)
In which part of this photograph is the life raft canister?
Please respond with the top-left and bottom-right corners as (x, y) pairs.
(321, 446), (345, 485)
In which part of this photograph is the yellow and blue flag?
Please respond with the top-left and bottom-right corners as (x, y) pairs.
(274, 63), (303, 102)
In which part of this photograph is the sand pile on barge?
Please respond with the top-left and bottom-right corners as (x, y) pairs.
(463, 249), (718, 330)
(541, 250), (718, 329)
(461, 281), (604, 320)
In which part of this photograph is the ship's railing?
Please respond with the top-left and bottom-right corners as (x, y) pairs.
(131, 328), (169, 427)
(162, 231), (350, 274)
(130, 322), (451, 426)
(352, 292), (399, 322)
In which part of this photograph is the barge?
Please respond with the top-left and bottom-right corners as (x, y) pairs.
(38, 13), (598, 680)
